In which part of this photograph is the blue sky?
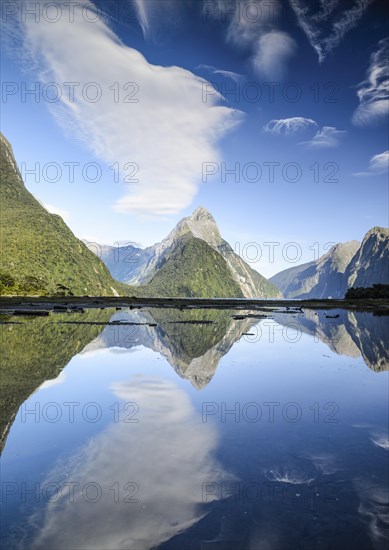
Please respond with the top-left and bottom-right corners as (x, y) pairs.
(1, 0), (388, 276)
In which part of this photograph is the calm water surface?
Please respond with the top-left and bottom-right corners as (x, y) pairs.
(1, 307), (388, 549)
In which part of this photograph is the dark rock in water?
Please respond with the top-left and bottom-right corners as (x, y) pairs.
(13, 310), (50, 316)
(163, 320), (214, 325)
(232, 313), (267, 320)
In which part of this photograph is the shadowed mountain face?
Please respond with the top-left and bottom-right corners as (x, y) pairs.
(270, 241), (360, 299)
(270, 228), (389, 299)
(273, 310), (389, 372)
(0, 133), (128, 297)
(345, 227), (389, 290)
(87, 207), (282, 299)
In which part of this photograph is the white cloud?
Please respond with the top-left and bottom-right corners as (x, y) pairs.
(263, 117), (318, 135)
(10, 0), (242, 218)
(251, 31), (296, 79)
(300, 126), (346, 148)
(290, 0), (374, 62)
(197, 64), (244, 83)
(352, 38), (389, 126)
(263, 118), (345, 147)
(353, 150), (389, 176)
(42, 203), (71, 224)
(369, 151), (389, 172)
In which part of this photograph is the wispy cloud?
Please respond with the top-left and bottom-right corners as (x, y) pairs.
(8, 0), (242, 218)
(251, 31), (296, 80)
(289, 0), (375, 62)
(226, 0), (280, 46)
(134, 1), (296, 79)
(132, 0), (188, 40)
(263, 117), (318, 135)
(352, 38), (389, 126)
(353, 150), (389, 176)
(206, 0), (296, 79)
(133, 0), (150, 36)
(196, 64), (244, 83)
(300, 126), (346, 148)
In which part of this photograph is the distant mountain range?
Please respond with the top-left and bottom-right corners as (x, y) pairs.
(1, 131), (388, 298)
(270, 229), (389, 299)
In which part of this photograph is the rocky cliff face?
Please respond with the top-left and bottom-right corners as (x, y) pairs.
(345, 227), (389, 290)
(270, 241), (360, 298)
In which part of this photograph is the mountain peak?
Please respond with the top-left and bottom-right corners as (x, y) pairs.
(180, 207), (221, 244)
(189, 206), (215, 222)
(362, 226), (389, 242)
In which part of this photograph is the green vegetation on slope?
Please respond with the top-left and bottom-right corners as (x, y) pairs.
(0, 133), (132, 296)
(144, 235), (244, 298)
